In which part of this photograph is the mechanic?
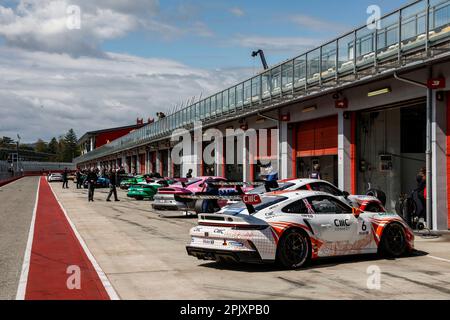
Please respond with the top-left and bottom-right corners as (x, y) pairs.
(310, 164), (322, 180)
(106, 169), (120, 202)
(186, 169), (193, 179)
(201, 178), (219, 213)
(86, 168), (98, 202)
(62, 168), (69, 189)
(415, 167), (427, 219)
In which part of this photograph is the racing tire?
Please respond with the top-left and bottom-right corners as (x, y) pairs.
(379, 223), (407, 258)
(276, 229), (311, 269)
(366, 189), (387, 206)
(194, 200), (216, 214)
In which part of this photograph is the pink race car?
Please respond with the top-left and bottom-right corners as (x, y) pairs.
(152, 177), (249, 213)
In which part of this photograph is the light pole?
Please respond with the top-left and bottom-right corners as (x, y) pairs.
(16, 134), (21, 176)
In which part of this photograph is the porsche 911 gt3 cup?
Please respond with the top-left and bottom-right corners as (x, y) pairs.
(244, 178), (387, 213)
(186, 191), (414, 269)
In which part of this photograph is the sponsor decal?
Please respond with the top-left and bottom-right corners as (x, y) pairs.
(228, 241), (244, 247)
(358, 219), (369, 235)
(214, 229), (225, 235)
(334, 219), (351, 227)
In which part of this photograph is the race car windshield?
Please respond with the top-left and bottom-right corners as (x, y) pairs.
(248, 182), (295, 194)
(223, 196), (288, 214)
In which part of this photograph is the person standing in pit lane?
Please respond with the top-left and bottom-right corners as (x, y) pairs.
(62, 168), (69, 189)
(106, 169), (120, 202)
(76, 169), (82, 189)
(86, 168), (98, 202)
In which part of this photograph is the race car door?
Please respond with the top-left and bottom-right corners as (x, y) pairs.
(305, 195), (361, 256)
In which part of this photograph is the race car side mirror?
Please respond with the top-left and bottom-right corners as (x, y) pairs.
(343, 191), (350, 198)
(352, 207), (362, 218)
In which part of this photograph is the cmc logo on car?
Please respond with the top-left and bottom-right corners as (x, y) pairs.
(241, 194), (262, 205)
(334, 219), (351, 227)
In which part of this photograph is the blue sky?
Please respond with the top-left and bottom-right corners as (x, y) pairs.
(101, 0), (408, 69)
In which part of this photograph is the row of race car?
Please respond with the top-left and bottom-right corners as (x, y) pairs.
(117, 174), (414, 269)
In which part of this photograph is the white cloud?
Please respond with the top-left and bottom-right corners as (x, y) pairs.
(230, 7), (245, 17)
(0, 46), (252, 142)
(0, 0), (213, 57)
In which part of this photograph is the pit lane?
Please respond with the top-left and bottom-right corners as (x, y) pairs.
(2, 177), (450, 300)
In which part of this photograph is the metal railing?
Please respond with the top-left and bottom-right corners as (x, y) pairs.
(75, 0), (450, 165)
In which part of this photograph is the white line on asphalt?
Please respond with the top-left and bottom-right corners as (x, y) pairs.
(428, 255), (450, 264)
(48, 182), (120, 300)
(15, 177), (40, 300)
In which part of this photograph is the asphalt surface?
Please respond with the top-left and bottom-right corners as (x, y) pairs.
(49, 181), (450, 300)
(0, 176), (39, 299)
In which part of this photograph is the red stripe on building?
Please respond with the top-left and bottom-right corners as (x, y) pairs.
(292, 125), (297, 179)
(350, 112), (357, 195)
(25, 177), (110, 300)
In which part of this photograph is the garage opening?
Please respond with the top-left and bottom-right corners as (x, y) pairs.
(160, 150), (169, 177)
(202, 141), (216, 176)
(357, 99), (426, 212)
(295, 115), (338, 186)
(252, 128), (278, 181)
(224, 136), (243, 181)
(126, 156), (132, 174)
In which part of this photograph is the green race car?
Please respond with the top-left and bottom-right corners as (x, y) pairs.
(127, 179), (172, 200)
(119, 175), (147, 190)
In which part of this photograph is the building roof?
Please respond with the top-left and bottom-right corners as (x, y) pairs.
(77, 124), (142, 145)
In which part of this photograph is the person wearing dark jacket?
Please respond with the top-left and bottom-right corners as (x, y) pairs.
(415, 167), (426, 219)
(62, 168), (69, 189)
(201, 178), (219, 213)
(310, 164), (322, 180)
(86, 169), (98, 202)
(76, 170), (82, 189)
(106, 170), (120, 202)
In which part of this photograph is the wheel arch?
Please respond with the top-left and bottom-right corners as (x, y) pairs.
(276, 226), (312, 259)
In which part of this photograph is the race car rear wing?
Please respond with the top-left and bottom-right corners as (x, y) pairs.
(179, 181), (263, 214)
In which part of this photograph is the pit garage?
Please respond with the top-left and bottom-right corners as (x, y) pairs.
(356, 99), (427, 212)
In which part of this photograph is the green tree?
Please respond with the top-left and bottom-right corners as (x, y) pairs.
(34, 139), (48, 153)
(57, 136), (66, 162)
(0, 136), (15, 148)
(62, 129), (80, 162)
(47, 137), (58, 155)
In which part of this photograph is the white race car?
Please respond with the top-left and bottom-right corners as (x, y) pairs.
(47, 173), (63, 182)
(186, 191), (414, 269)
(247, 178), (386, 213)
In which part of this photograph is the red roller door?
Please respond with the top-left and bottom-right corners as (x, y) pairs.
(296, 116), (338, 157)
